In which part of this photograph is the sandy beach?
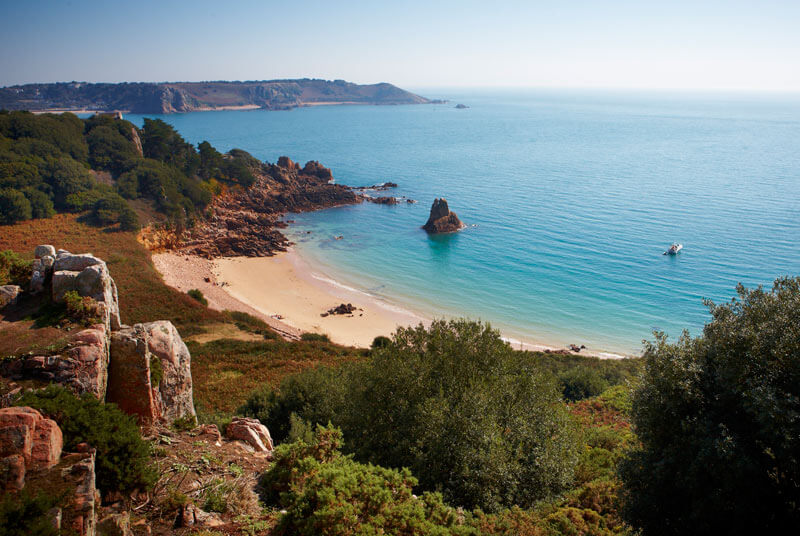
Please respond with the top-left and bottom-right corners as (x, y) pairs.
(150, 247), (628, 357)
(211, 250), (425, 347)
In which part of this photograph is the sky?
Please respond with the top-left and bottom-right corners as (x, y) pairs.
(2, 0), (799, 91)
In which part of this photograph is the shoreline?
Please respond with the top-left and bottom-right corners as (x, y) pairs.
(205, 247), (632, 359)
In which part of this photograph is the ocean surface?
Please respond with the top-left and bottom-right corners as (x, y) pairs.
(127, 89), (800, 354)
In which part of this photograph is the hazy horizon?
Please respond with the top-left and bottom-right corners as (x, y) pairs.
(3, 0), (799, 92)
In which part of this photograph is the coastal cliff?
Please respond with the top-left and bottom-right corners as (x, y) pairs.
(0, 79), (430, 114)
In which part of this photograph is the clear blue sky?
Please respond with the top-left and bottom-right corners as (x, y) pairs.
(2, 0), (799, 91)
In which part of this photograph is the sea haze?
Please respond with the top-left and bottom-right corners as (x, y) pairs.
(127, 89), (800, 354)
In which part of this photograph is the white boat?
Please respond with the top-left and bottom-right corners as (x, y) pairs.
(663, 243), (683, 255)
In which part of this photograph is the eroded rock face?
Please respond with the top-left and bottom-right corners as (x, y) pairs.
(225, 417), (273, 453)
(35, 244), (56, 259)
(107, 321), (195, 425)
(422, 198), (465, 234)
(0, 406), (63, 491)
(141, 321), (196, 422)
(108, 325), (160, 425)
(51, 252), (121, 331)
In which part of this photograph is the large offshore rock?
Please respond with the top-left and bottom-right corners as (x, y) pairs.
(108, 325), (160, 425)
(141, 321), (196, 422)
(422, 198), (465, 234)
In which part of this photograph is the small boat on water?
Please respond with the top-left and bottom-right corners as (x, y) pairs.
(663, 243), (683, 255)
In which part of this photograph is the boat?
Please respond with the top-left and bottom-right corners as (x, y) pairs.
(663, 243), (683, 255)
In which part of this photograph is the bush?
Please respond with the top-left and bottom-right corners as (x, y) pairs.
(370, 335), (391, 349)
(300, 332), (329, 342)
(260, 424), (477, 536)
(0, 489), (62, 536)
(250, 319), (581, 512)
(187, 288), (208, 306)
(22, 188), (55, 219)
(63, 290), (103, 326)
(0, 250), (31, 287)
(0, 188), (32, 224)
(559, 368), (609, 402)
(620, 278), (800, 535)
(16, 385), (157, 493)
(239, 364), (353, 442)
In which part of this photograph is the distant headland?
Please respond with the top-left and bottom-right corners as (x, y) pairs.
(0, 78), (431, 114)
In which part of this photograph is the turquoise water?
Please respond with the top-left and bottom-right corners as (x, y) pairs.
(128, 90), (800, 354)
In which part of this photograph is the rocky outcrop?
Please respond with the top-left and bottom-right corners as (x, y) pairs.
(177, 158), (360, 258)
(0, 324), (110, 398)
(225, 417), (273, 453)
(108, 325), (160, 425)
(108, 321), (195, 425)
(0, 407), (63, 490)
(50, 251), (121, 331)
(422, 198), (465, 234)
(0, 285), (21, 309)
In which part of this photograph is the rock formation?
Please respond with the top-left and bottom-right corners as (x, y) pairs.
(175, 158), (360, 258)
(225, 417), (274, 453)
(0, 407), (63, 490)
(1, 245), (196, 426)
(108, 321), (196, 425)
(422, 198), (465, 234)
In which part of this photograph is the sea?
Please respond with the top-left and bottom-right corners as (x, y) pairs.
(126, 89), (800, 355)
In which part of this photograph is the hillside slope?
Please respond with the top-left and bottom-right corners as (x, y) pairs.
(0, 79), (430, 113)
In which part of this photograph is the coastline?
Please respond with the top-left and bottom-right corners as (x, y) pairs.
(194, 247), (631, 359)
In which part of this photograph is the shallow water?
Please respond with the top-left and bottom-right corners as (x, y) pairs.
(128, 89), (800, 354)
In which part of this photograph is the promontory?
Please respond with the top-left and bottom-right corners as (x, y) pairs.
(0, 78), (431, 114)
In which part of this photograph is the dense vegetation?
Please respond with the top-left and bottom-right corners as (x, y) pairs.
(0, 110), (261, 230)
(15, 385), (157, 494)
(242, 320), (585, 512)
(620, 277), (800, 535)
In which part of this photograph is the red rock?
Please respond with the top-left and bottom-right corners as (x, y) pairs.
(225, 417), (273, 452)
(108, 326), (160, 425)
(422, 198), (465, 234)
(30, 418), (63, 470)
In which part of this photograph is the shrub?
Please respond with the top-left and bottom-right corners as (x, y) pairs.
(0, 489), (62, 536)
(22, 188), (55, 219)
(187, 288), (208, 306)
(239, 364), (353, 442)
(252, 319), (581, 512)
(0, 188), (32, 224)
(370, 335), (391, 349)
(63, 290), (103, 325)
(559, 368), (609, 402)
(300, 332), (329, 342)
(620, 278), (800, 534)
(260, 424), (477, 536)
(149, 354), (163, 386)
(16, 385), (157, 493)
(0, 250), (31, 287)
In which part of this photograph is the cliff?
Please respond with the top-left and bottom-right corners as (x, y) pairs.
(0, 79), (430, 114)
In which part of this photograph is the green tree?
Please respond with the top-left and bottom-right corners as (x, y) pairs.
(620, 278), (800, 535)
(0, 188), (32, 223)
(247, 320), (581, 512)
(22, 187), (55, 219)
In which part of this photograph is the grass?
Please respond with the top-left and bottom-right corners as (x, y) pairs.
(0, 214), (226, 333)
(188, 338), (365, 417)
